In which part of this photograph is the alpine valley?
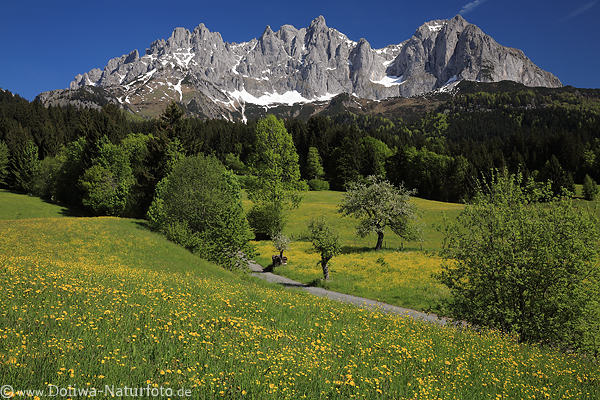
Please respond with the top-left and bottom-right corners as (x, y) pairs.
(37, 15), (562, 122)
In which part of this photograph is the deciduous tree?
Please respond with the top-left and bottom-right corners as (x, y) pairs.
(308, 217), (341, 280)
(248, 115), (302, 238)
(339, 176), (419, 250)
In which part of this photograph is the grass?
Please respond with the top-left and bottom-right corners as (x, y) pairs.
(1, 190), (599, 399)
(0, 189), (70, 219)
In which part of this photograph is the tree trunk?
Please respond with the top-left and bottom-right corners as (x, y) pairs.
(279, 250), (284, 259)
(375, 231), (384, 251)
(321, 257), (331, 280)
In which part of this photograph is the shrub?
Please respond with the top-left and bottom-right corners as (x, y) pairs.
(247, 203), (285, 240)
(308, 179), (330, 191)
(147, 154), (252, 269)
(438, 170), (600, 353)
(79, 139), (134, 216)
(247, 115), (303, 236)
(31, 157), (62, 200)
(54, 137), (87, 207)
(583, 174), (598, 201)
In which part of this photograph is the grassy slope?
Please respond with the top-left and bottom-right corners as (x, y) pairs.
(0, 189), (70, 219)
(1, 191), (599, 399)
(246, 191), (463, 312)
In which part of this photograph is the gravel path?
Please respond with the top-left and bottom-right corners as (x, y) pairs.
(248, 259), (449, 326)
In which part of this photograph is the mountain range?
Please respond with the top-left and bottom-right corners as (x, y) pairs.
(37, 15), (562, 121)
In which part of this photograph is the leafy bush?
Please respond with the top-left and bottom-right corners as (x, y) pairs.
(247, 115), (303, 237)
(438, 170), (600, 353)
(247, 203), (285, 240)
(31, 157), (62, 200)
(583, 174), (598, 201)
(147, 154), (252, 269)
(54, 137), (87, 207)
(79, 139), (134, 216)
(308, 179), (330, 191)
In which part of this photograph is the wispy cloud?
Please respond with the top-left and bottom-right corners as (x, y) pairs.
(459, 0), (489, 15)
(564, 1), (598, 20)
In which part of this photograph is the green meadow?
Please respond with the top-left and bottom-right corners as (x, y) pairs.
(246, 190), (463, 312)
(1, 190), (599, 399)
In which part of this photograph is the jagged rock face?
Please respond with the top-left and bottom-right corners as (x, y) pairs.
(38, 14), (561, 120)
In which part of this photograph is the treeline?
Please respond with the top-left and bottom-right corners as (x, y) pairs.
(2, 86), (600, 206)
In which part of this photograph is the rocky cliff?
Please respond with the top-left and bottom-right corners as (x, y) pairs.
(37, 15), (561, 121)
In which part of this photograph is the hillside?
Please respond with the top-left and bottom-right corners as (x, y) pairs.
(1, 191), (599, 399)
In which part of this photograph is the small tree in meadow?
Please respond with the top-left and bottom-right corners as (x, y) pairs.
(582, 174), (598, 201)
(272, 232), (290, 260)
(308, 218), (341, 280)
(339, 175), (419, 250)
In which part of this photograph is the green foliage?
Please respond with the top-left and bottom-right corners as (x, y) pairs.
(438, 170), (600, 353)
(539, 155), (575, 196)
(248, 114), (302, 206)
(223, 152), (247, 174)
(9, 139), (40, 193)
(582, 174), (598, 201)
(306, 146), (324, 179)
(0, 140), (8, 186)
(248, 115), (303, 237)
(339, 176), (419, 250)
(308, 178), (330, 191)
(31, 156), (62, 200)
(247, 203), (285, 240)
(159, 102), (185, 138)
(79, 138), (134, 216)
(120, 133), (153, 216)
(308, 217), (341, 280)
(55, 137), (87, 207)
(147, 154), (252, 269)
(361, 136), (393, 178)
(388, 147), (471, 202)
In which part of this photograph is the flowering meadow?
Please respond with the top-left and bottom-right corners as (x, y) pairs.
(0, 192), (598, 398)
(254, 241), (448, 312)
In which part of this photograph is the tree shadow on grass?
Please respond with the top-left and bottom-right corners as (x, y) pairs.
(340, 245), (375, 254)
(340, 244), (424, 254)
(133, 220), (151, 231)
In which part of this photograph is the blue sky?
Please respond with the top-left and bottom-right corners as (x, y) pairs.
(1, 0), (599, 100)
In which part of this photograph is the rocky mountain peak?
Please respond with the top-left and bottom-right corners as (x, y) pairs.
(47, 15), (562, 121)
(309, 15), (327, 30)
